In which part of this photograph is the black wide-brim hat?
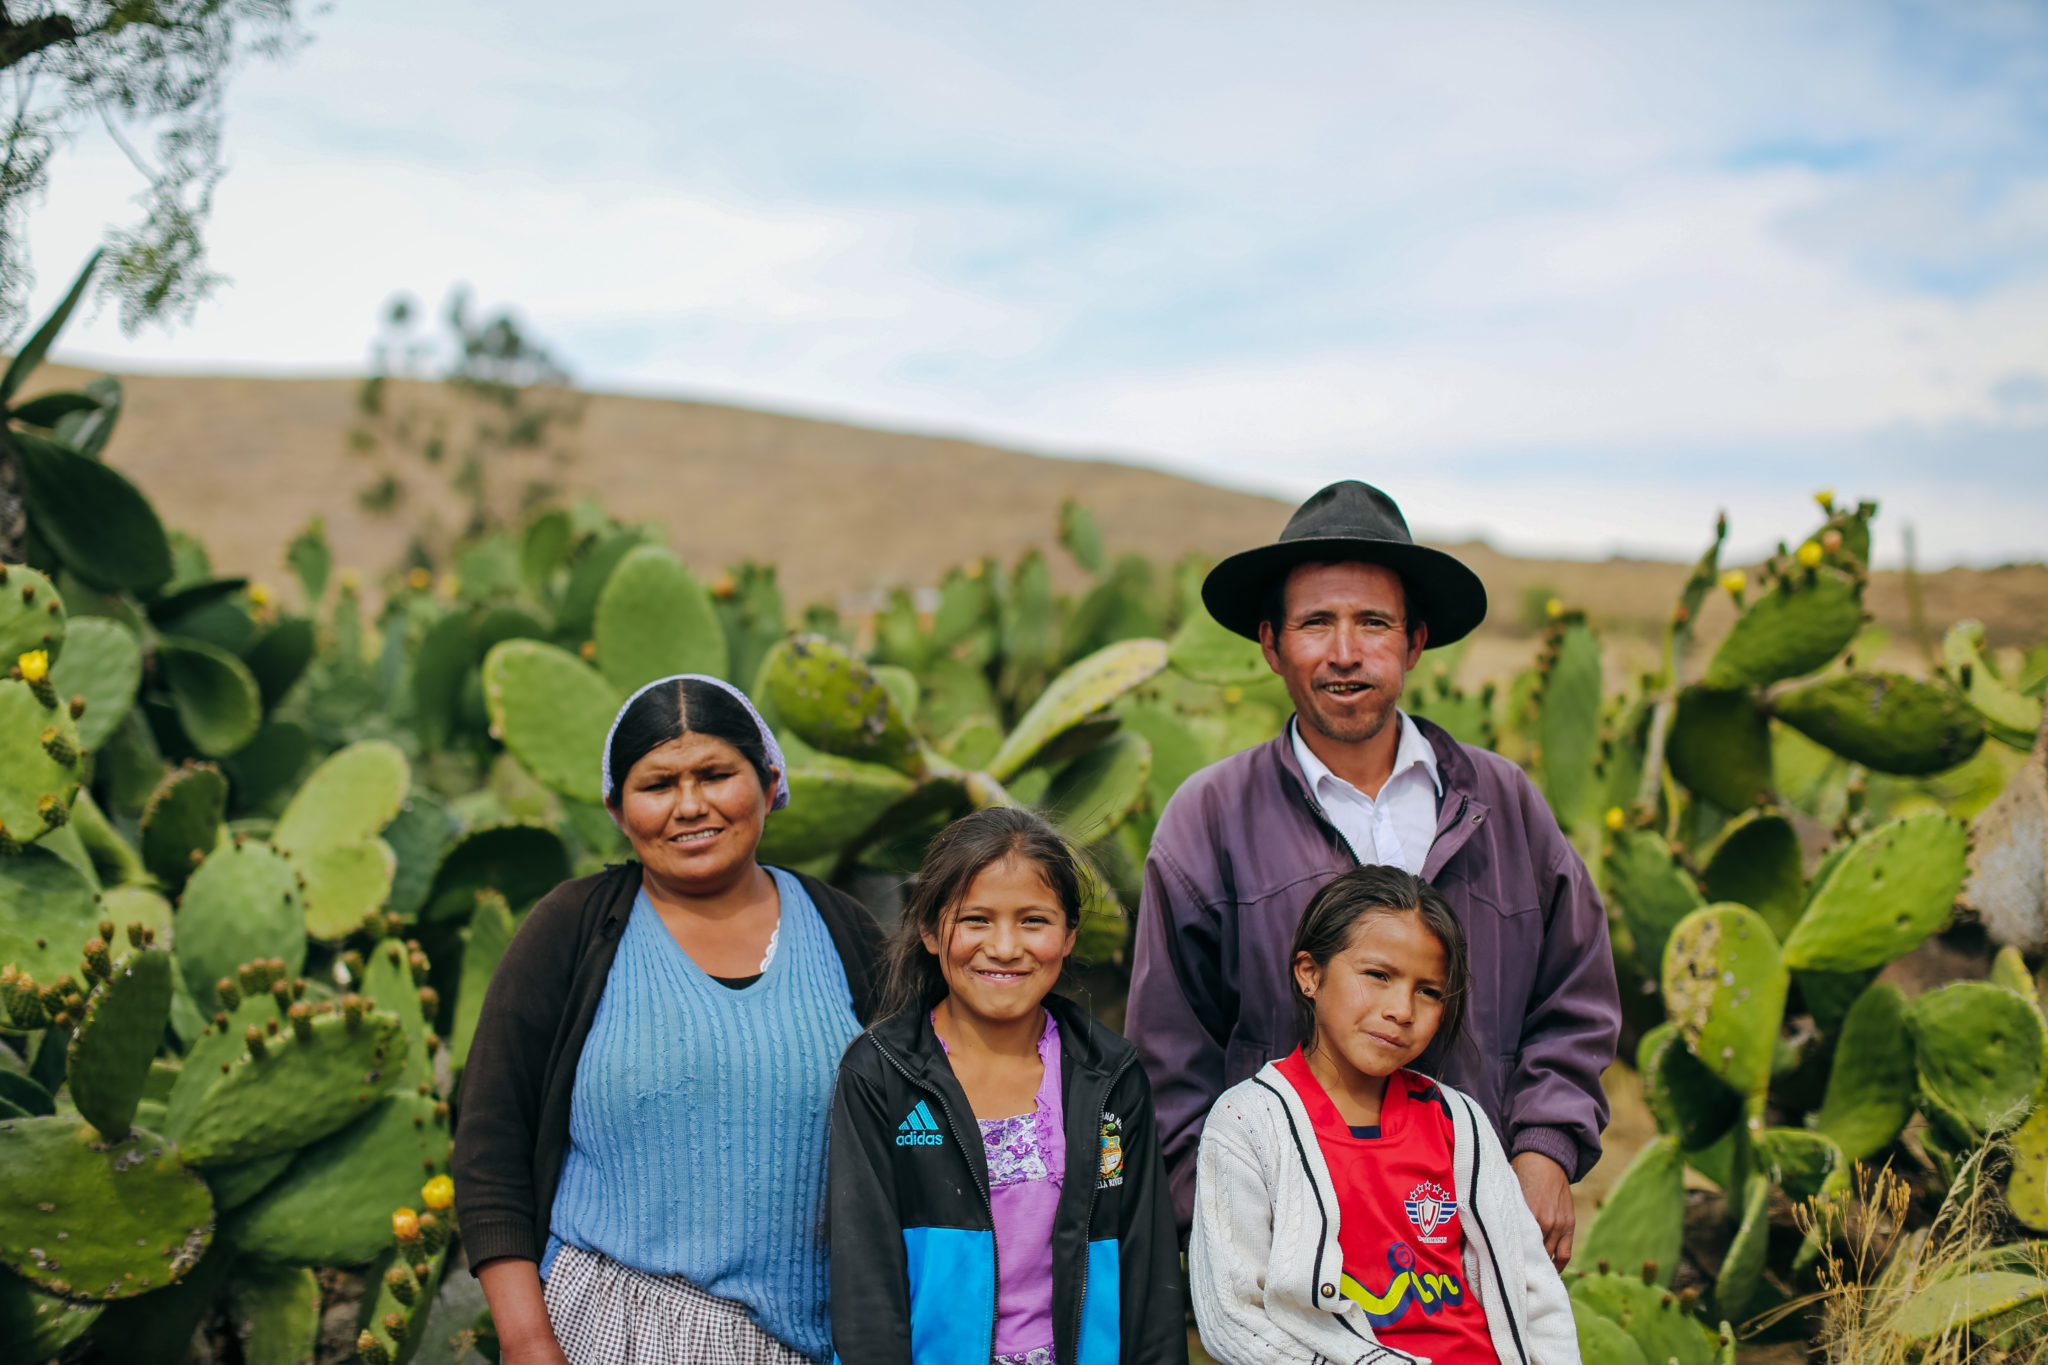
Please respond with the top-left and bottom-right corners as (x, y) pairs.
(1201, 480), (1488, 645)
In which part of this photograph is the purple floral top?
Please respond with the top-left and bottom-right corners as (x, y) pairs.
(936, 1010), (1064, 1365)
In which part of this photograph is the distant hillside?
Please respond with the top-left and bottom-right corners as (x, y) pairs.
(28, 364), (2048, 686)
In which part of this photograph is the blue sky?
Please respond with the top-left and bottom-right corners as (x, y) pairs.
(22, 0), (2048, 566)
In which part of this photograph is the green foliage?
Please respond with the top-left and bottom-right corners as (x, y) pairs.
(66, 946), (174, 1141)
(594, 545), (727, 689)
(1779, 813), (1969, 972)
(1813, 982), (1915, 1163)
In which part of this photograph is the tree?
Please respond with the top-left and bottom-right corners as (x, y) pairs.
(0, 0), (306, 340)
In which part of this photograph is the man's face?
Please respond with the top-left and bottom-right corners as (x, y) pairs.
(1258, 561), (1428, 745)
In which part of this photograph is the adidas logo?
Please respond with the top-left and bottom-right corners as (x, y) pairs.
(895, 1100), (946, 1148)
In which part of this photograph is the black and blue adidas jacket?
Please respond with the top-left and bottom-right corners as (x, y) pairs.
(828, 994), (1182, 1365)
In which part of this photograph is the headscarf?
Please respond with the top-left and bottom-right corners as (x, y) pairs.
(599, 674), (791, 814)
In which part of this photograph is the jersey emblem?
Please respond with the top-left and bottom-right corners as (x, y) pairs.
(1098, 1113), (1125, 1187)
(1403, 1181), (1457, 1244)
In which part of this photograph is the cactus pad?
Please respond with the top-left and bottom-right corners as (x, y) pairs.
(0, 1272), (102, 1358)
(1701, 810), (1804, 941)
(2007, 1098), (2048, 1231)
(1665, 685), (1772, 812)
(1909, 980), (2044, 1140)
(1780, 813), (1968, 972)
(1891, 1272), (2048, 1342)
(156, 637), (262, 757)
(1814, 982), (1915, 1163)
(0, 562), (64, 664)
(0, 847), (99, 1023)
(140, 763), (227, 893)
(273, 741), (410, 855)
(48, 616), (142, 751)
(762, 636), (921, 775)
(450, 891), (517, 1073)
(293, 838), (399, 941)
(361, 937), (431, 1092)
(1568, 1135), (1682, 1285)
(481, 639), (619, 804)
(988, 639), (1169, 783)
(1715, 1175), (1771, 1322)
(0, 675), (82, 849)
(1637, 1024), (1740, 1150)
(1574, 1311), (1649, 1365)
(1534, 617), (1604, 836)
(755, 761), (916, 867)
(1772, 672), (1986, 775)
(1569, 1267), (1719, 1365)
(227, 1092), (451, 1267)
(225, 1263), (321, 1365)
(0, 1116), (213, 1299)
(593, 545), (728, 691)
(419, 822), (571, 923)
(1166, 603), (1268, 686)
(1604, 827), (1704, 979)
(1702, 566), (1862, 689)
(1945, 620), (2043, 750)
(175, 1008), (407, 1166)
(174, 840), (307, 1012)
(67, 947), (174, 1141)
(1661, 903), (1787, 1100)
(1042, 731), (1152, 845)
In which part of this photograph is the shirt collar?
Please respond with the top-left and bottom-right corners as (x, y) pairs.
(1289, 709), (1443, 800)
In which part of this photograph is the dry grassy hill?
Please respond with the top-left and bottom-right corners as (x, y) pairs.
(29, 363), (2047, 686)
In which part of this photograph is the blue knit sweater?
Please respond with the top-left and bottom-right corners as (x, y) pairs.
(544, 869), (860, 1361)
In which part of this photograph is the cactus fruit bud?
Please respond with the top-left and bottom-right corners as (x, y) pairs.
(81, 937), (110, 982)
(1720, 569), (1746, 596)
(216, 977), (242, 1011)
(383, 1311), (408, 1343)
(579, 639), (597, 662)
(245, 1026), (267, 1060)
(424, 1031), (442, 1057)
(270, 979), (292, 1009)
(3, 967), (48, 1027)
(1796, 540), (1823, 569)
(51, 1010), (73, 1031)
(408, 948), (429, 985)
(123, 921), (143, 949)
(421, 1174), (455, 1210)
(68, 694), (86, 720)
(343, 994), (365, 1032)
(1679, 1287), (1700, 1311)
(1822, 528), (1843, 553)
(1544, 596), (1564, 619)
(412, 1260), (431, 1283)
(1604, 806), (1626, 832)
(1641, 1259), (1657, 1285)
(39, 726), (75, 765)
(292, 977), (306, 1000)
(417, 1210), (447, 1254)
(288, 1001), (314, 1041)
(212, 1011), (230, 1033)
(392, 1207), (420, 1242)
(384, 1265), (418, 1306)
(384, 914), (404, 940)
(37, 793), (66, 830)
(356, 1329), (391, 1365)
(238, 961), (265, 996)
(340, 949), (365, 983)
(712, 571), (736, 599)
(0, 822), (19, 856)
(418, 986), (439, 1016)
(1597, 1259), (1611, 1275)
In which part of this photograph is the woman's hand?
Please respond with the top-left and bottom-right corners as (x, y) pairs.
(476, 1257), (570, 1365)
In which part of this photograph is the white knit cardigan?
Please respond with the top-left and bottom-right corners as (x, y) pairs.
(1189, 1062), (1581, 1365)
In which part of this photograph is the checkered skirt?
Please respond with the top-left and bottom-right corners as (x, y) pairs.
(543, 1243), (812, 1365)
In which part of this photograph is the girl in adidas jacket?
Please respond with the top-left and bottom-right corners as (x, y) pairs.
(828, 808), (1182, 1365)
(1189, 866), (1579, 1365)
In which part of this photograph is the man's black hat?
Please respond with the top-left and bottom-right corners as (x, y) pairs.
(1200, 480), (1488, 645)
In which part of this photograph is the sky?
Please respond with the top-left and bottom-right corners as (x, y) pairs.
(18, 0), (2048, 567)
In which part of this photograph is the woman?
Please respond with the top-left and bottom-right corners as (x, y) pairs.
(453, 674), (884, 1365)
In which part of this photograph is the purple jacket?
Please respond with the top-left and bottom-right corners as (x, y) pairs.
(1126, 715), (1620, 1234)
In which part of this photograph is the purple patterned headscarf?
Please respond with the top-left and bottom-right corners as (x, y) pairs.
(599, 674), (790, 814)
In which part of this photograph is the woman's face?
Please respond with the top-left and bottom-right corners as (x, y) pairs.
(923, 855), (1076, 1026)
(612, 732), (775, 895)
(1293, 910), (1447, 1080)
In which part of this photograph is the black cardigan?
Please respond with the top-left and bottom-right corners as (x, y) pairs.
(451, 862), (886, 1269)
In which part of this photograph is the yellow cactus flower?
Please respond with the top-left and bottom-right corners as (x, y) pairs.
(17, 650), (48, 684)
(1545, 596), (1564, 619)
(339, 569), (361, 592)
(248, 583), (273, 608)
(420, 1174), (455, 1210)
(1813, 488), (1835, 510)
(712, 572), (737, 600)
(392, 1207), (420, 1242)
(408, 568), (431, 591)
(1720, 570), (1747, 596)
(1604, 806), (1626, 832)
(1222, 685), (1244, 705)
(965, 560), (984, 579)
(579, 640), (598, 662)
(1796, 541), (1823, 569)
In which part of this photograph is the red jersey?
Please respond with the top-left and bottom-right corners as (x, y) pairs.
(1273, 1049), (1496, 1363)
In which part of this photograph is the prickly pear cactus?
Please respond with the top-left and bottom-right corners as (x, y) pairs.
(1909, 980), (2044, 1141)
(1533, 614), (1604, 837)
(1569, 1263), (1719, 1365)
(1604, 827), (1703, 979)
(1661, 903), (1787, 1101)
(1701, 564), (1863, 689)
(763, 635), (922, 775)
(140, 763), (227, 894)
(1664, 684), (1772, 813)
(0, 563), (65, 665)
(0, 660), (84, 853)
(273, 741), (410, 854)
(156, 636), (263, 757)
(0, 1115), (213, 1299)
(1637, 1024), (1739, 1151)
(1041, 731), (1152, 844)
(755, 760), (915, 867)
(67, 943), (174, 1141)
(987, 639), (1169, 783)
(48, 615), (141, 751)
(173, 839), (308, 1013)
(481, 639), (622, 805)
(1715, 1174), (1771, 1322)
(1569, 1135), (1683, 1286)
(1772, 672), (1987, 775)
(594, 544), (728, 691)
(0, 846), (100, 1022)
(1813, 981), (1915, 1163)
(173, 1007), (407, 1166)
(1780, 813), (1969, 972)
(1945, 619), (2043, 750)
(1699, 810), (1804, 941)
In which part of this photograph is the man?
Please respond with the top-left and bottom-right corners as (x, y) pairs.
(1126, 479), (1620, 1268)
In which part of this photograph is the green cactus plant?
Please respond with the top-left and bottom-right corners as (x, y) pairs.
(0, 664), (83, 853)
(48, 616), (141, 751)
(481, 638), (619, 805)
(1701, 563), (1864, 689)
(1662, 903), (1788, 1102)
(171, 1006), (407, 1166)
(67, 942), (174, 1141)
(0, 563), (65, 666)
(1664, 684), (1772, 813)
(1699, 810), (1804, 941)
(763, 635), (924, 775)
(593, 544), (728, 690)
(173, 838), (308, 1013)
(1908, 980), (2044, 1142)
(1569, 1263), (1721, 1365)
(225, 1262), (322, 1365)
(1533, 613), (1606, 839)
(1813, 981), (1915, 1163)
(1945, 619), (2043, 750)
(986, 638), (1169, 782)
(140, 763), (228, 893)
(1771, 672), (1987, 775)
(1779, 813), (1969, 972)
(1569, 1135), (1684, 1286)
(1604, 826), (1704, 980)
(156, 636), (264, 757)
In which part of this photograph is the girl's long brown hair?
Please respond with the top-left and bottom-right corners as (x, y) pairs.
(1291, 864), (1470, 1067)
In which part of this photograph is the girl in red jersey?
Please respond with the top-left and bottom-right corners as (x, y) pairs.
(1189, 866), (1579, 1365)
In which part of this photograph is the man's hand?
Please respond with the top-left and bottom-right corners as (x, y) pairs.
(1511, 1151), (1574, 1270)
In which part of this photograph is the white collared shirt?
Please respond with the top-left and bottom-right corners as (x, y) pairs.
(1288, 708), (1442, 874)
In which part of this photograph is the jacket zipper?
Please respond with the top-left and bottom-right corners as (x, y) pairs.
(1067, 1052), (1135, 1362)
(867, 1032), (1004, 1365)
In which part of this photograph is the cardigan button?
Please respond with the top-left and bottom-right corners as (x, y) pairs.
(1321, 1283), (1335, 1298)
